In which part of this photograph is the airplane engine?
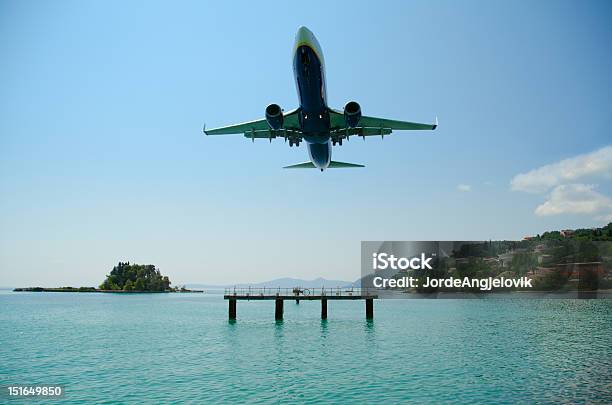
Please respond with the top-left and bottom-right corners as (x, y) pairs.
(265, 103), (284, 130)
(343, 101), (361, 128)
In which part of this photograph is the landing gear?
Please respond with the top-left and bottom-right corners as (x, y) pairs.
(289, 140), (300, 147)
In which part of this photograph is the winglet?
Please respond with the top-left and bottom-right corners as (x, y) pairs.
(202, 123), (207, 135)
(432, 116), (438, 130)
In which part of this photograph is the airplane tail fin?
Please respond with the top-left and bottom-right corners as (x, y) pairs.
(283, 161), (365, 169)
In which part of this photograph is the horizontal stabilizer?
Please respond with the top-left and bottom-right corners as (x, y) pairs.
(328, 161), (365, 168)
(283, 161), (365, 169)
(283, 161), (316, 169)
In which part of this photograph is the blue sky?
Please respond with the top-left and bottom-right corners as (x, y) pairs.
(1, 0), (611, 286)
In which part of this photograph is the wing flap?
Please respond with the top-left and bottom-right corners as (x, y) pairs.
(359, 115), (437, 131)
(204, 118), (269, 135)
(328, 108), (437, 133)
(204, 108), (301, 135)
(242, 129), (302, 140)
(330, 127), (393, 138)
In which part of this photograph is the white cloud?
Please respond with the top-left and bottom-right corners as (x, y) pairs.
(510, 145), (612, 193)
(535, 184), (612, 217)
(457, 184), (471, 192)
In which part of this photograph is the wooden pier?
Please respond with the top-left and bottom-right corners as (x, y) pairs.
(224, 287), (378, 320)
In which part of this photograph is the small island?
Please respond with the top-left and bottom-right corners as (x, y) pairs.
(99, 262), (171, 291)
(14, 262), (202, 293)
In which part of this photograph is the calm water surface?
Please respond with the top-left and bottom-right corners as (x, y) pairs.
(0, 292), (610, 403)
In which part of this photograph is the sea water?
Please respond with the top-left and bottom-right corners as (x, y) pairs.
(0, 291), (610, 403)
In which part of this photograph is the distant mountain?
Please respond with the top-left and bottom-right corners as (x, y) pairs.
(186, 277), (353, 289)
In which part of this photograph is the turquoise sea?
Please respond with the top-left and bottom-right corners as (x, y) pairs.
(1, 291), (610, 404)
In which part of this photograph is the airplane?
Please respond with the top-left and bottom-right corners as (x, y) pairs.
(203, 26), (437, 171)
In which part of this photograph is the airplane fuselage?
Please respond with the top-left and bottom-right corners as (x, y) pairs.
(293, 27), (332, 170)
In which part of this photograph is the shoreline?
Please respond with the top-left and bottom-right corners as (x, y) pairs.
(12, 287), (204, 293)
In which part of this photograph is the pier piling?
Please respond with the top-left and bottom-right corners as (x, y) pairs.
(321, 298), (327, 319)
(275, 298), (284, 320)
(229, 299), (236, 320)
(365, 298), (373, 320)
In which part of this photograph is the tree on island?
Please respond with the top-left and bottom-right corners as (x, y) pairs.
(99, 262), (171, 292)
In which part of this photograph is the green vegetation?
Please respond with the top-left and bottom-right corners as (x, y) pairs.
(453, 240), (516, 258)
(510, 252), (538, 276)
(383, 224), (612, 293)
(14, 287), (97, 292)
(536, 223), (612, 242)
(532, 269), (571, 291)
(99, 262), (171, 292)
(14, 262), (203, 293)
(59, 286), (97, 292)
(453, 258), (497, 292)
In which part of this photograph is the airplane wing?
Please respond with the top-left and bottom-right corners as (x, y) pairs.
(204, 108), (301, 140)
(328, 109), (437, 138)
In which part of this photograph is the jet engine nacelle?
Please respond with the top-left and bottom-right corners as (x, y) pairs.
(265, 103), (284, 130)
(343, 101), (361, 128)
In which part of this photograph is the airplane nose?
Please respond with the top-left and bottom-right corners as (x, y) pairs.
(295, 26), (312, 43)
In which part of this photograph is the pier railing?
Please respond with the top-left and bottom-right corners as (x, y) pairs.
(223, 287), (376, 298)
